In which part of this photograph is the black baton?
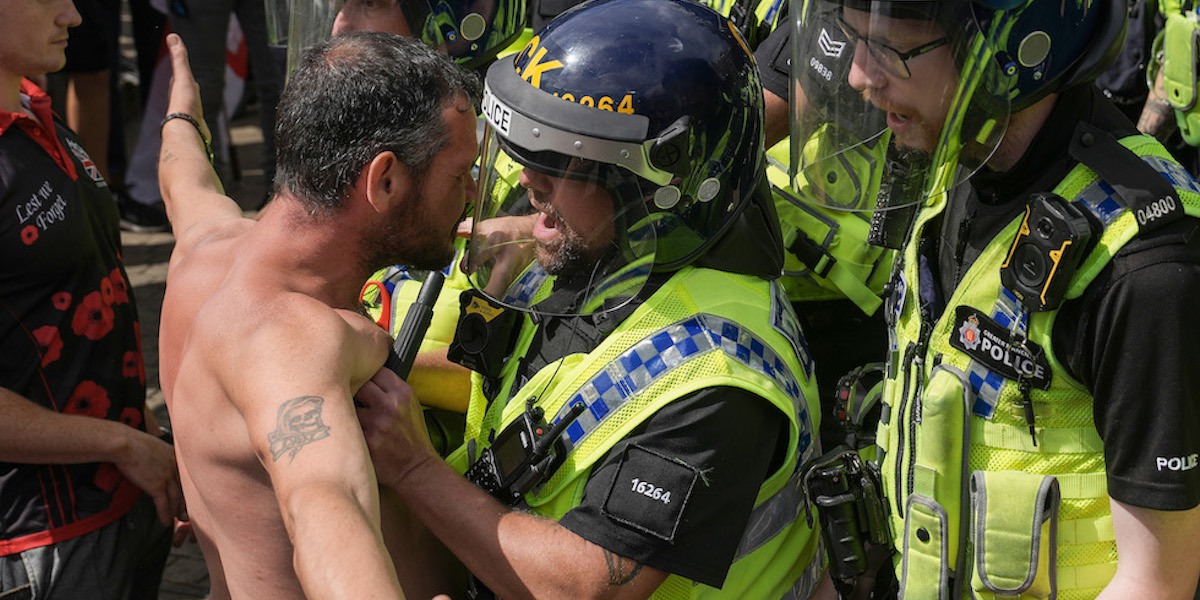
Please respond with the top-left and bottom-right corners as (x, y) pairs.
(385, 271), (445, 379)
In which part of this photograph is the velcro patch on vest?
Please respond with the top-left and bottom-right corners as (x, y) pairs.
(949, 307), (1051, 390)
(601, 444), (697, 542)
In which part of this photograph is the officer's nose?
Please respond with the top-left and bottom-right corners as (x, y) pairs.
(519, 168), (553, 195)
(847, 41), (888, 93)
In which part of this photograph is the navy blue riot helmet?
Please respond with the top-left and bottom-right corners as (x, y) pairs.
(469, 0), (782, 316)
(400, 0), (527, 69)
(278, 0), (526, 76)
(950, 0), (1127, 111)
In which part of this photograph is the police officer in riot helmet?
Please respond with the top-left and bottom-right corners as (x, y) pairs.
(276, 0), (526, 75)
(332, 0), (525, 69)
(790, 0), (1200, 597)
(355, 0), (829, 597)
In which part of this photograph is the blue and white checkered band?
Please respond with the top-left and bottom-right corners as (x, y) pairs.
(968, 279), (1029, 419)
(885, 272), (907, 354)
(551, 313), (815, 462)
(1074, 155), (1200, 227)
(891, 273), (907, 325)
(1147, 154), (1200, 195)
(381, 249), (462, 289)
(501, 264), (550, 308)
(381, 265), (415, 287)
(761, 0), (786, 27)
(770, 280), (814, 379)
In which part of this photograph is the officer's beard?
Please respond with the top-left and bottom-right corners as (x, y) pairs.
(534, 202), (610, 281)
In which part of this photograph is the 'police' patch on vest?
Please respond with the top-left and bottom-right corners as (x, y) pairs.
(950, 307), (1051, 389)
(601, 444), (697, 542)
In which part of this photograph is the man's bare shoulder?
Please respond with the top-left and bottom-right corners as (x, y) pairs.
(168, 213), (254, 271)
(192, 284), (391, 401)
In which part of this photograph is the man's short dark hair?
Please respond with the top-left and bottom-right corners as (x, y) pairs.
(274, 31), (481, 211)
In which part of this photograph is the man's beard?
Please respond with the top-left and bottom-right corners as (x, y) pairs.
(361, 190), (458, 274)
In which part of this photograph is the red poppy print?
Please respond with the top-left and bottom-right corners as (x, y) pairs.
(109, 268), (129, 304)
(65, 381), (111, 419)
(123, 349), (146, 384)
(71, 291), (114, 340)
(20, 225), (38, 245)
(122, 350), (139, 378)
(120, 406), (143, 429)
(93, 463), (121, 492)
(100, 276), (114, 305)
(32, 326), (62, 367)
(52, 292), (71, 311)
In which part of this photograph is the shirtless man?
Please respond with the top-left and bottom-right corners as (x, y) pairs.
(156, 31), (479, 599)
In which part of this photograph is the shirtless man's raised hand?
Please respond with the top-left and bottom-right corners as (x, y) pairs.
(156, 32), (479, 600)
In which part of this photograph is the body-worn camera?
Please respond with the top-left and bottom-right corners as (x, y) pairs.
(804, 446), (890, 597)
(448, 289), (523, 379)
(1000, 192), (1099, 312)
(465, 401), (587, 506)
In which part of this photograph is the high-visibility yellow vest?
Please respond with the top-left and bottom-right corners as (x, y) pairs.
(450, 266), (826, 599)
(879, 132), (1200, 600)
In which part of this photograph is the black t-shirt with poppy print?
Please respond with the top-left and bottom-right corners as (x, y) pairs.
(0, 83), (147, 555)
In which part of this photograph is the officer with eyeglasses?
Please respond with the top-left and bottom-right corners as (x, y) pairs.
(791, 0), (1200, 597)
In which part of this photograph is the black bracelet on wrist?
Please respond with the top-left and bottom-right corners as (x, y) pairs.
(160, 112), (214, 165)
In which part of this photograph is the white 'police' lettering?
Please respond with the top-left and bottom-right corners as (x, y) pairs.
(1156, 454), (1199, 472)
(480, 87), (512, 136)
(979, 332), (1046, 380)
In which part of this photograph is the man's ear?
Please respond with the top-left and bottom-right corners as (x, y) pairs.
(364, 151), (409, 214)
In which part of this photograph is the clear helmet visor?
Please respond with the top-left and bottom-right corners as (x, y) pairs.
(788, 0), (1013, 212)
(277, 0), (450, 80)
(282, 0), (523, 76)
(275, 0), (342, 79)
(467, 121), (658, 318)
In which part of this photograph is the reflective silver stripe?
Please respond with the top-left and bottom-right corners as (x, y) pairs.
(781, 539), (826, 600)
(734, 463), (807, 560)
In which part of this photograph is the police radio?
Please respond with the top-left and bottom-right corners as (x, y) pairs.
(1000, 192), (1099, 312)
(464, 400), (587, 505)
(867, 142), (929, 250)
